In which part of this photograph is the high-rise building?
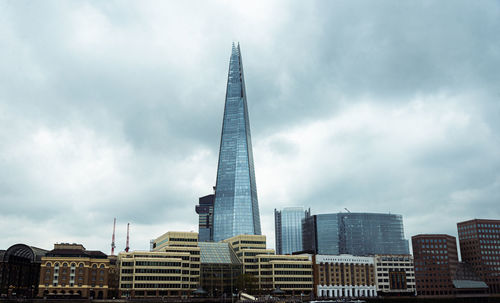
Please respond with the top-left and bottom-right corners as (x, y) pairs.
(195, 194), (215, 242)
(412, 234), (458, 297)
(275, 207), (309, 254)
(302, 213), (409, 256)
(212, 43), (261, 242)
(457, 218), (500, 294)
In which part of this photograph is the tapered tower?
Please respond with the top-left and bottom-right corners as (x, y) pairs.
(212, 43), (261, 242)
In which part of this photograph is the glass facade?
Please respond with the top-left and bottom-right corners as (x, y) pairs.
(339, 213), (409, 255)
(302, 213), (409, 256)
(275, 207), (308, 254)
(213, 44), (261, 242)
(195, 194), (215, 242)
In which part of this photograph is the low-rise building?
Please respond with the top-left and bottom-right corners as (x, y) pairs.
(313, 254), (376, 298)
(374, 254), (415, 296)
(223, 234), (313, 296)
(38, 243), (109, 299)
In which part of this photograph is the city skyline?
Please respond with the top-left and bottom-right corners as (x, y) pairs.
(1, 1), (500, 253)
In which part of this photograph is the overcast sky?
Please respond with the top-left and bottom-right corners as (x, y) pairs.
(1, 1), (499, 254)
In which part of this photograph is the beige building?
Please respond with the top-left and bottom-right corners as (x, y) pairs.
(224, 234), (313, 295)
(374, 254), (415, 296)
(38, 243), (110, 299)
(313, 254), (376, 298)
(118, 232), (200, 298)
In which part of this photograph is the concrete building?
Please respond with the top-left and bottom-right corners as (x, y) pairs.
(457, 218), (500, 294)
(374, 254), (415, 296)
(313, 254), (376, 298)
(412, 234), (458, 297)
(38, 243), (109, 299)
(223, 234), (313, 296)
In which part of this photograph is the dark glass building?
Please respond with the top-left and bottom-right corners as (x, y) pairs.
(274, 207), (309, 254)
(302, 212), (409, 256)
(213, 43), (261, 242)
(196, 194), (215, 242)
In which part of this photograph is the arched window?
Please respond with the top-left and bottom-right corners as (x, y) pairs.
(79, 263), (84, 268)
(71, 263), (76, 267)
(62, 262), (68, 267)
(54, 262), (60, 267)
(92, 264), (97, 269)
(46, 262), (52, 267)
(99, 264), (105, 268)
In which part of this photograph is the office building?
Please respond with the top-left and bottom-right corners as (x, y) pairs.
(0, 244), (47, 298)
(195, 194), (215, 242)
(412, 234), (458, 297)
(313, 254), (376, 298)
(223, 234), (313, 295)
(302, 212), (409, 256)
(275, 207), (309, 255)
(213, 43), (261, 242)
(198, 242), (242, 297)
(457, 218), (500, 294)
(38, 243), (109, 299)
(374, 254), (415, 296)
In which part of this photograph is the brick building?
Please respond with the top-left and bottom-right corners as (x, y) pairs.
(457, 219), (500, 294)
(412, 234), (458, 297)
(38, 243), (109, 299)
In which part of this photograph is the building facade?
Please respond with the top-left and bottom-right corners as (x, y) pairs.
(198, 242), (242, 297)
(302, 213), (409, 256)
(313, 254), (376, 298)
(195, 194), (215, 242)
(374, 254), (415, 296)
(457, 218), (500, 294)
(37, 243), (109, 299)
(275, 207), (309, 255)
(223, 234), (313, 296)
(0, 244), (47, 298)
(412, 234), (458, 297)
(213, 43), (261, 242)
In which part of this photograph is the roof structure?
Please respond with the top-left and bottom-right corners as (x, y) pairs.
(198, 242), (241, 264)
(2, 244), (48, 263)
(452, 280), (488, 289)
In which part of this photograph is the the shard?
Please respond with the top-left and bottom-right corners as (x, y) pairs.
(212, 43), (261, 242)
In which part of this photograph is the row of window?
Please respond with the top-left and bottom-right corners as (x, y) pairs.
(45, 262), (105, 268)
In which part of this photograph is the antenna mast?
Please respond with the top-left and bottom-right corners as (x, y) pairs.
(111, 218), (116, 255)
(125, 223), (130, 252)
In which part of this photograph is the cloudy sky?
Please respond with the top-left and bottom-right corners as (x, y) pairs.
(1, 1), (499, 253)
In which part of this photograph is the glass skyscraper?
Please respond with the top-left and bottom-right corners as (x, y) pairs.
(302, 212), (409, 255)
(275, 207), (309, 254)
(212, 43), (261, 242)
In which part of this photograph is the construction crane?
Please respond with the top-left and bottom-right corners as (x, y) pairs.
(125, 223), (130, 252)
(111, 218), (116, 255)
(344, 208), (351, 213)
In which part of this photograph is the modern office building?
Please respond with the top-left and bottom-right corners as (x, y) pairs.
(212, 43), (261, 242)
(457, 218), (500, 294)
(374, 254), (416, 296)
(412, 234), (458, 297)
(198, 242), (242, 297)
(275, 207), (309, 254)
(223, 234), (313, 295)
(302, 213), (409, 256)
(312, 254), (376, 298)
(195, 194), (215, 242)
(38, 243), (109, 299)
(0, 244), (47, 298)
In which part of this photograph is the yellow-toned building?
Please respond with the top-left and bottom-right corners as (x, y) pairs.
(118, 231), (201, 298)
(223, 234), (313, 296)
(38, 243), (110, 299)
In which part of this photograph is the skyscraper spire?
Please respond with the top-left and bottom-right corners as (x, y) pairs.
(212, 43), (261, 242)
